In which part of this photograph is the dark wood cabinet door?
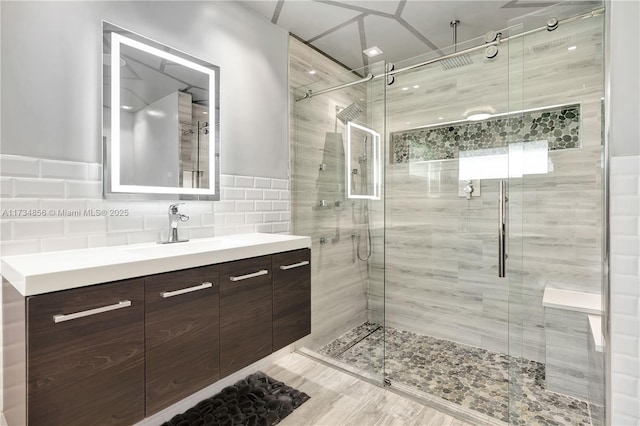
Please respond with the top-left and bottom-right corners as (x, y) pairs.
(27, 279), (145, 426)
(145, 265), (220, 415)
(219, 256), (272, 377)
(272, 249), (311, 351)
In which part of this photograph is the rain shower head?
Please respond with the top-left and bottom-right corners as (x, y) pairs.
(441, 20), (474, 70)
(336, 102), (363, 124)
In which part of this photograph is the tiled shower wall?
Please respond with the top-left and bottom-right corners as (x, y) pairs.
(0, 154), (291, 256)
(289, 37), (383, 353)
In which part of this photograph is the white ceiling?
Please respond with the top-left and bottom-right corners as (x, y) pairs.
(237, 0), (582, 71)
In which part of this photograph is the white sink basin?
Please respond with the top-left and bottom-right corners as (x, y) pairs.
(122, 238), (245, 258)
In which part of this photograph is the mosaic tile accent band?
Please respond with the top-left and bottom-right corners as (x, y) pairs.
(391, 104), (581, 163)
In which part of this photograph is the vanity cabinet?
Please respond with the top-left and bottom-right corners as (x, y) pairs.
(219, 256), (273, 377)
(272, 249), (311, 351)
(144, 266), (220, 416)
(2, 236), (312, 426)
(26, 279), (145, 426)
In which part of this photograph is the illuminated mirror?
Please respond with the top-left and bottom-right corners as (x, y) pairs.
(102, 22), (220, 200)
(347, 122), (381, 200)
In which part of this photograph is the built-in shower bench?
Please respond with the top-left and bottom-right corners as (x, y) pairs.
(542, 287), (604, 402)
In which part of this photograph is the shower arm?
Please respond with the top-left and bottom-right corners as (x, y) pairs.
(294, 7), (603, 102)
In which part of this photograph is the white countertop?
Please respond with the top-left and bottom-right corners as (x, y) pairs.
(542, 287), (602, 315)
(1, 233), (311, 296)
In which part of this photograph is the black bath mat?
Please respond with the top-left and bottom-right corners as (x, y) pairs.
(161, 371), (310, 426)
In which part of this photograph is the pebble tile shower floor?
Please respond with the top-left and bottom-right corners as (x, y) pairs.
(318, 323), (596, 426)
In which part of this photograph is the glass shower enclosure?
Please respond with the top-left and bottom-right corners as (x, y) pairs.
(292, 1), (606, 424)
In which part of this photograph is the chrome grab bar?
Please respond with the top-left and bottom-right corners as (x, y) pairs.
(161, 282), (212, 298)
(498, 180), (507, 278)
(230, 270), (269, 282)
(279, 261), (310, 270)
(53, 300), (131, 323)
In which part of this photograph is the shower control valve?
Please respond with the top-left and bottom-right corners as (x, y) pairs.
(319, 163), (327, 171)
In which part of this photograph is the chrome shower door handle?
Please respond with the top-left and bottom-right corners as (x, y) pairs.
(498, 180), (507, 278)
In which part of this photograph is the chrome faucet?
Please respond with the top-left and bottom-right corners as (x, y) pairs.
(163, 203), (189, 244)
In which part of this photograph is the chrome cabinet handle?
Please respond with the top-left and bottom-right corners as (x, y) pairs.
(498, 180), (507, 278)
(53, 300), (131, 323)
(279, 261), (310, 270)
(161, 282), (212, 298)
(230, 270), (269, 282)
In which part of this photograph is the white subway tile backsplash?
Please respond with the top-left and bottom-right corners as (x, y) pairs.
(13, 219), (64, 240)
(263, 212), (280, 223)
(201, 213), (216, 226)
(612, 175), (640, 195)
(66, 181), (102, 198)
(255, 223), (272, 233)
(40, 236), (88, 252)
(0, 154), (290, 256)
(144, 215), (168, 230)
(107, 216), (145, 232)
(1, 177), (13, 197)
(87, 164), (102, 181)
(272, 201), (289, 211)
(0, 155), (39, 177)
(215, 226), (238, 237)
(224, 213), (245, 226)
(87, 233), (128, 248)
(611, 255), (640, 276)
(187, 227), (215, 239)
(272, 222), (289, 233)
(235, 201), (255, 212)
(40, 159), (88, 180)
(213, 201), (235, 213)
(0, 199), (39, 215)
(272, 179), (288, 190)
(245, 213), (263, 224)
(66, 217), (107, 234)
(14, 178), (65, 198)
(254, 178), (271, 189)
(1, 220), (13, 240)
(612, 216), (639, 236)
(223, 188), (245, 200)
(612, 156), (640, 175)
(264, 189), (279, 200)
(245, 189), (263, 200)
(612, 195), (640, 216)
(234, 176), (254, 188)
(255, 201), (272, 211)
(613, 313), (640, 337)
(612, 294), (640, 316)
(220, 174), (235, 187)
(0, 239), (40, 256)
(613, 236), (640, 256)
(613, 334), (640, 357)
(126, 230), (160, 245)
(236, 225), (256, 234)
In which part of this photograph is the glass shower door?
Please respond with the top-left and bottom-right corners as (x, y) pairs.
(507, 2), (606, 425)
(292, 60), (386, 384)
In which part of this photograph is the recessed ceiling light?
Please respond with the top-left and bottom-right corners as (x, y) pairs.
(413, 85), (420, 89)
(438, 117), (444, 120)
(405, 122), (411, 124)
(363, 46), (383, 57)
(467, 113), (492, 121)
(308, 69), (317, 75)
(203, 111), (208, 115)
(568, 46), (577, 51)
(121, 105), (133, 110)
(401, 87), (409, 91)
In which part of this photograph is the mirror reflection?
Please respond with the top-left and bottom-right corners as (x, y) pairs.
(103, 22), (219, 199)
